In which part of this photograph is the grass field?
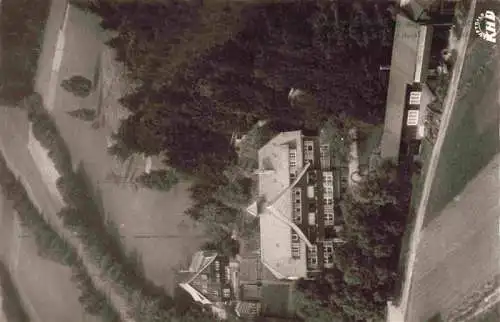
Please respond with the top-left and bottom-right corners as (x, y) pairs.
(39, 4), (207, 295)
(424, 35), (499, 226)
(405, 13), (500, 320)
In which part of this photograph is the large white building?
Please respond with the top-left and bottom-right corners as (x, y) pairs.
(247, 131), (343, 280)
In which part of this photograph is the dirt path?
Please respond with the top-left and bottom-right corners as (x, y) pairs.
(390, 0), (479, 319)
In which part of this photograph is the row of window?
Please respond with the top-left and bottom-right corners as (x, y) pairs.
(304, 140), (314, 163)
(307, 242), (335, 268)
(293, 188), (302, 223)
(291, 242), (301, 258)
(323, 171), (333, 185)
(407, 109), (420, 126)
(324, 242), (334, 267)
(289, 149), (297, 169)
(201, 285), (232, 299)
(320, 144), (330, 169)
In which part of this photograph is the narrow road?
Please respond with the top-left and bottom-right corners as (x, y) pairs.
(0, 107), (136, 322)
(392, 0), (478, 319)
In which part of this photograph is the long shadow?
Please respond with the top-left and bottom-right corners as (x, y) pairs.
(0, 258), (31, 322)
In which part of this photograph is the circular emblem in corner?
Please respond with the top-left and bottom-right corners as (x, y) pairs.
(474, 10), (500, 44)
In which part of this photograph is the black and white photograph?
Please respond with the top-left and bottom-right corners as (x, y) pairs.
(0, 0), (498, 321)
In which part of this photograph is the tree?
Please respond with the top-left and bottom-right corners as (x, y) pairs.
(67, 108), (97, 121)
(61, 76), (93, 98)
(135, 169), (179, 191)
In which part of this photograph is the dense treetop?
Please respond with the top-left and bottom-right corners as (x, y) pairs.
(81, 2), (404, 320)
(86, 0), (394, 180)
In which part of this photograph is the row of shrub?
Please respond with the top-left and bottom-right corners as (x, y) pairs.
(0, 153), (119, 321)
(0, 0), (51, 104)
(22, 94), (180, 321)
(0, 260), (30, 322)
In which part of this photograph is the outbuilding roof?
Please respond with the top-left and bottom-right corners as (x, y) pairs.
(380, 13), (434, 161)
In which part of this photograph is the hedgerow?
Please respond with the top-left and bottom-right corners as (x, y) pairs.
(0, 153), (119, 322)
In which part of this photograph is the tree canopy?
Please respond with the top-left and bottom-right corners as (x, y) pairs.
(297, 160), (411, 321)
(87, 0), (394, 181)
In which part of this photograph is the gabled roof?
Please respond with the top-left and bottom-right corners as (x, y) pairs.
(252, 131), (310, 279)
(180, 251), (219, 303)
(380, 14), (434, 161)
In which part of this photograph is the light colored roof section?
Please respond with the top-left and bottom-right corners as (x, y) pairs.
(380, 14), (420, 160)
(256, 131), (308, 279)
(179, 283), (212, 305)
(258, 131), (303, 196)
(260, 212), (307, 279)
(246, 201), (259, 217)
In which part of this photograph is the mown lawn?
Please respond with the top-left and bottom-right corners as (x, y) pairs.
(424, 37), (499, 227)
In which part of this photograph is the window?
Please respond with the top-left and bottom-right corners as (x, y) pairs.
(215, 272), (221, 282)
(289, 149), (297, 169)
(324, 186), (334, 198)
(307, 172), (316, 184)
(323, 172), (333, 185)
(291, 231), (299, 242)
(307, 186), (315, 199)
(323, 241), (334, 267)
(409, 91), (421, 105)
(292, 243), (301, 258)
(294, 204), (302, 224)
(407, 110), (420, 126)
(320, 145), (331, 169)
(308, 212), (316, 225)
(324, 198), (333, 205)
(307, 245), (318, 268)
(324, 211), (334, 226)
(324, 242), (334, 254)
(223, 288), (231, 299)
(201, 274), (208, 281)
(304, 141), (315, 163)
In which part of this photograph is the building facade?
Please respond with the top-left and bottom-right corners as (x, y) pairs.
(179, 251), (238, 319)
(247, 131), (344, 281)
